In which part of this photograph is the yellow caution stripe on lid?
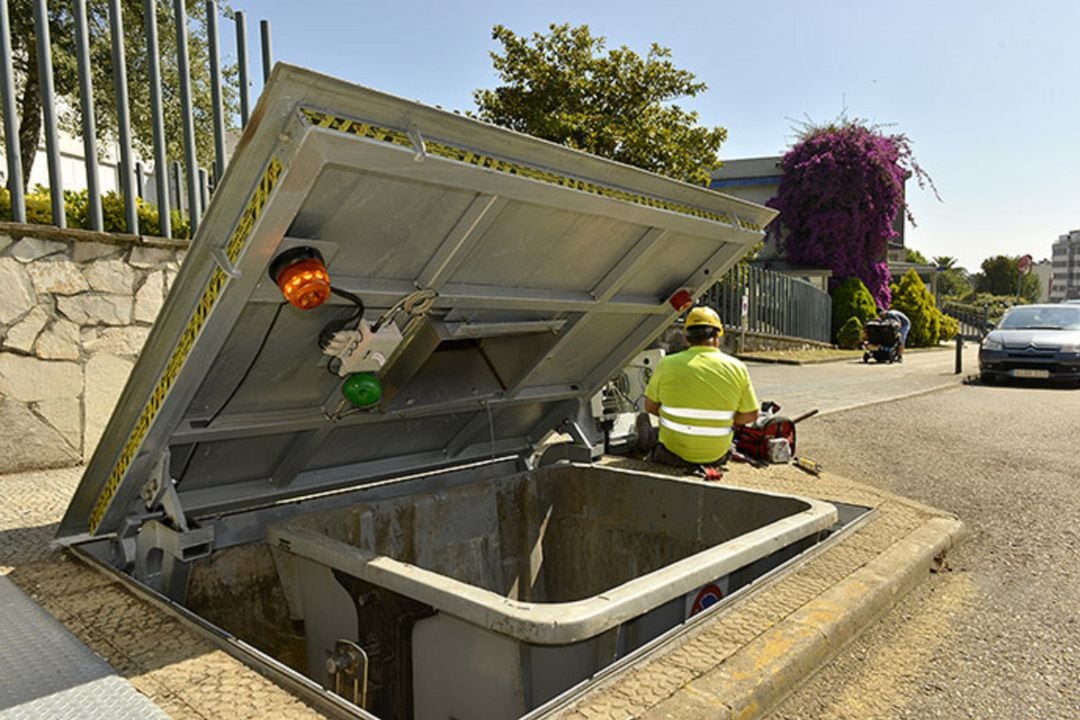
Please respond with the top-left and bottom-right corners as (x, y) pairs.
(299, 107), (762, 232)
(87, 157), (284, 533)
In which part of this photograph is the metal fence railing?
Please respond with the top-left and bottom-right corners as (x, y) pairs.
(941, 300), (993, 341)
(0, 0), (273, 238)
(703, 264), (833, 344)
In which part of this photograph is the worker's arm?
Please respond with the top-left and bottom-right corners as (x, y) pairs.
(644, 398), (660, 416)
(734, 369), (760, 426)
(733, 409), (758, 426)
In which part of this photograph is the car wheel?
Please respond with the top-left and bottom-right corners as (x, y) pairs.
(981, 372), (995, 385)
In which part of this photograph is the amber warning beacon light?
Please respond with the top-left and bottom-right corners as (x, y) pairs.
(270, 246), (331, 310)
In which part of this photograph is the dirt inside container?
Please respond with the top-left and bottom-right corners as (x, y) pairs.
(186, 544), (308, 674)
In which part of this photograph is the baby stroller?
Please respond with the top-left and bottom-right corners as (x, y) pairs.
(862, 319), (901, 364)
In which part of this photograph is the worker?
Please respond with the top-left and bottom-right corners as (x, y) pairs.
(882, 307), (911, 361)
(644, 306), (760, 469)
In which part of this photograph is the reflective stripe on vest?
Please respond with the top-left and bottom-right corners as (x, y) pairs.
(659, 416), (733, 437)
(660, 406), (735, 421)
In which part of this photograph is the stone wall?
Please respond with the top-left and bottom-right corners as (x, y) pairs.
(0, 223), (188, 474)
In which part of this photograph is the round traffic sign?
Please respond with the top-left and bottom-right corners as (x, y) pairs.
(690, 583), (725, 616)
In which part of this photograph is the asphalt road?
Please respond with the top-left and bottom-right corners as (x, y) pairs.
(768, 377), (1080, 719)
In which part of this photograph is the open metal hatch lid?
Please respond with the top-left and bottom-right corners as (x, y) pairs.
(59, 64), (775, 539)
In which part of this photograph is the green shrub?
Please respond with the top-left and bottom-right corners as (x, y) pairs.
(0, 186), (190, 238)
(957, 292), (1024, 321)
(831, 277), (878, 339)
(939, 313), (959, 341)
(836, 316), (865, 349)
(891, 269), (947, 347)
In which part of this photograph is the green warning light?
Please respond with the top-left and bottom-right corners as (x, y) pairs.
(342, 372), (382, 408)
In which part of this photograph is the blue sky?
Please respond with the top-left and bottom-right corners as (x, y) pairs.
(230, 0), (1080, 272)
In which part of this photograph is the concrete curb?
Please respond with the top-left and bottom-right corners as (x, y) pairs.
(813, 379), (964, 420)
(739, 345), (951, 367)
(642, 516), (967, 720)
(736, 354), (861, 366)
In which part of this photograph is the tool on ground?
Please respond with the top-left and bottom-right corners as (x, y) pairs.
(694, 465), (725, 482)
(792, 456), (823, 476)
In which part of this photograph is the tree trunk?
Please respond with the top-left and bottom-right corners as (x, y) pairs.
(17, 56), (42, 193)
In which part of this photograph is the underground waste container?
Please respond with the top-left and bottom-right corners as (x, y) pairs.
(270, 463), (836, 718)
(53, 64), (832, 720)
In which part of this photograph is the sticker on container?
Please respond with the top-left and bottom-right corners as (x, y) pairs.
(686, 577), (730, 618)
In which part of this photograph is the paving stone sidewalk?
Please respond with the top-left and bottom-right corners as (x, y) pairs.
(0, 466), (326, 720)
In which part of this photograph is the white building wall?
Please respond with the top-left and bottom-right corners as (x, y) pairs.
(1033, 259), (1053, 302)
(1050, 231), (1080, 302)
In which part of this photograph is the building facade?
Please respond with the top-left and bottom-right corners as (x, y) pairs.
(1050, 230), (1080, 301)
(1033, 259), (1053, 302)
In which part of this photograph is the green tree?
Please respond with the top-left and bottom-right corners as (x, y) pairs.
(7, 0), (237, 191)
(905, 247), (930, 265)
(473, 23), (726, 186)
(932, 255), (972, 298)
(976, 255), (1040, 302)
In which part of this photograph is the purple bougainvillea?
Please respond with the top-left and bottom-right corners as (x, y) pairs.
(767, 121), (933, 307)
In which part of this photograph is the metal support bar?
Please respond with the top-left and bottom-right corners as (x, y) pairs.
(143, 0), (170, 237)
(171, 160), (185, 215)
(505, 313), (588, 394)
(443, 319), (567, 339)
(174, 0), (201, 230)
(250, 274), (667, 315)
(108, 0), (138, 233)
(73, 0), (102, 230)
(582, 308), (684, 396)
(199, 167), (210, 212)
(260, 19), (272, 83)
(269, 428), (334, 489)
(590, 227), (667, 302)
(32, 0), (64, 226)
(133, 520), (214, 602)
(210, 246), (242, 278)
(139, 450), (188, 532)
(173, 384), (583, 444)
(0, 0), (24, 221)
(135, 160), (144, 198)
(234, 10), (250, 126)
(415, 194), (505, 290)
(206, 1), (227, 183)
(445, 409), (498, 458)
(435, 283), (665, 314)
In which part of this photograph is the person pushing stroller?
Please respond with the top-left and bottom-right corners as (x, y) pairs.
(862, 307), (911, 364)
(882, 308), (911, 361)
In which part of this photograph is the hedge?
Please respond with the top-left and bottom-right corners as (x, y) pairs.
(0, 186), (190, 239)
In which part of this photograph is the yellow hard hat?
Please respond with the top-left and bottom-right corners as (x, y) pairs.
(685, 305), (724, 334)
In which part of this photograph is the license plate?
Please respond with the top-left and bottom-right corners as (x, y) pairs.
(1012, 368), (1050, 379)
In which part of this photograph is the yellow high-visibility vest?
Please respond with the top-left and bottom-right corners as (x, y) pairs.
(644, 346), (759, 463)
